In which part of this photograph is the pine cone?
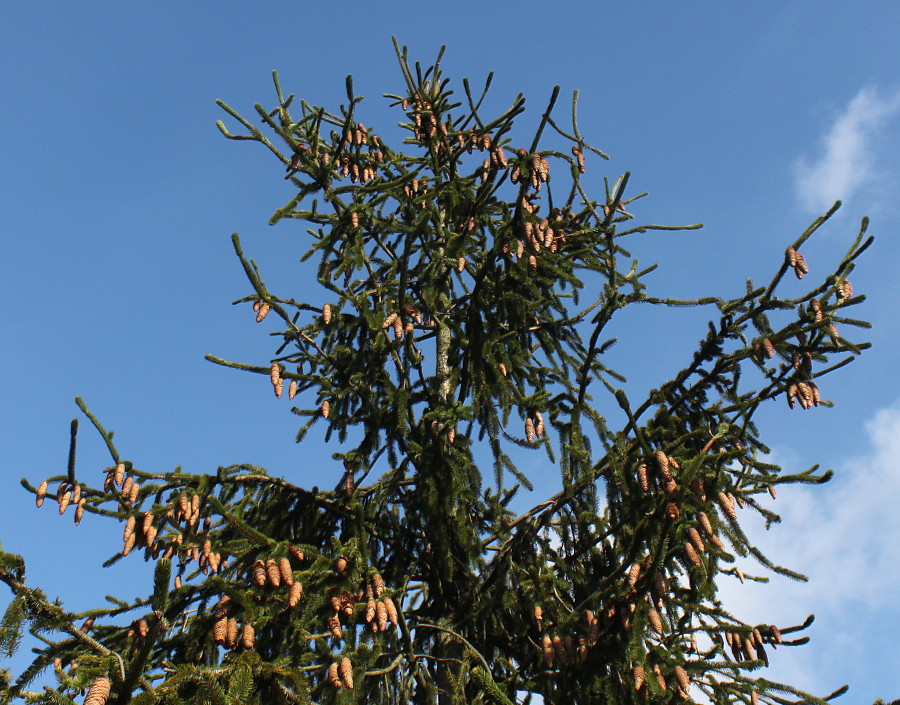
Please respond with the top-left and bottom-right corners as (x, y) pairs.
(328, 662), (342, 688)
(684, 542), (703, 569)
(335, 556), (348, 576)
(321, 400), (330, 418)
(241, 623), (255, 649)
(84, 677), (112, 705)
(648, 608), (663, 635)
(36, 480), (48, 508)
(628, 562), (641, 586)
(279, 557), (293, 585)
(266, 559), (281, 587)
(339, 656), (354, 689)
(762, 338), (775, 358)
(270, 362), (281, 387)
(58, 490), (71, 515)
(288, 380), (298, 399)
(687, 527), (706, 554)
(838, 279), (853, 300)
(785, 246), (798, 268)
(690, 477), (706, 501)
(717, 491), (737, 520)
(328, 612), (343, 639)
(74, 499), (86, 525)
(525, 417), (536, 442)
(289, 545), (305, 563)
(383, 595), (398, 625)
(653, 664), (667, 691)
(365, 597), (376, 623)
(253, 560), (267, 587)
(376, 601), (388, 631)
(673, 665), (690, 693)
(213, 617), (227, 644)
(542, 634), (554, 666)
(114, 463), (125, 486)
(637, 463), (649, 492)
(372, 573), (385, 596)
(655, 450), (671, 480)
(288, 581), (303, 607)
(633, 665), (645, 690)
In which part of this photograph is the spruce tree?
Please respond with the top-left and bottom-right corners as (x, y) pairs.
(1, 39), (874, 705)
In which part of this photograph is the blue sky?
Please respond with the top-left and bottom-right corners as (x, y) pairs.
(1, 2), (899, 701)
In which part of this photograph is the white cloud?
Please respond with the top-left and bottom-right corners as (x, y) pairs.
(716, 401), (900, 699)
(794, 86), (900, 213)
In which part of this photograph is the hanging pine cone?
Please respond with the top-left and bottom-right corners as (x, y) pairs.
(339, 657), (354, 689)
(534, 411), (545, 437)
(673, 665), (690, 694)
(684, 542), (703, 569)
(288, 581), (303, 607)
(253, 560), (267, 587)
(289, 544), (305, 563)
(541, 634), (554, 666)
(114, 463), (125, 486)
(365, 596), (376, 623)
(266, 559), (281, 587)
(279, 557), (293, 585)
(288, 380), (298, 400)
(328, 662), (342, 688)
(36, 480), (48, 508)
(375, 601), (388, 632)
(74, 499), (86, 525)
(838, 279), (853, 300)
(717, 491), (737, 520)
(256, 302), (270, 323)
(648, 608), (663, 635)
(637, 463), (649, 492)
(84, 677), (112, 705)
(383, 595), (398, 625)
(628, 562), (641, 586)
(655, 450), (671, 480)
(213, 617), (227, 644)
(687, 527), (706, 554)
(328, 612), (343, 639)
(633, 665), (645, 690)
(690, 477), (706, 501)
(653, 665), (667, 691)
(321, 400), (330, 418)
(241, 623), (255, 650)
(372, 573), (385, 596)
(762, 338), (775, 357)
(58, 490), (71, 515)
(525, 417), (536, 442)
(335, 556), (349, 576)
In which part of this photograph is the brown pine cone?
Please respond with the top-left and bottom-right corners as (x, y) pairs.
(279, 557), (293, 585)
(84, 677), (112, 705)
(241, 623), (255, 649)
(288, 581), (303, 607)
(339, 656), (354, 689)
(328, 662), (342, 688)
(266, 559), (281, 587)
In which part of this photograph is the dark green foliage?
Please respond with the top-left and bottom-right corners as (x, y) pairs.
(1, 39), (872, 705)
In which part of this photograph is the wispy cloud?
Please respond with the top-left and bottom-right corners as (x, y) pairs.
(794, 86), (900, 213)
(716, 401), (900, 698)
